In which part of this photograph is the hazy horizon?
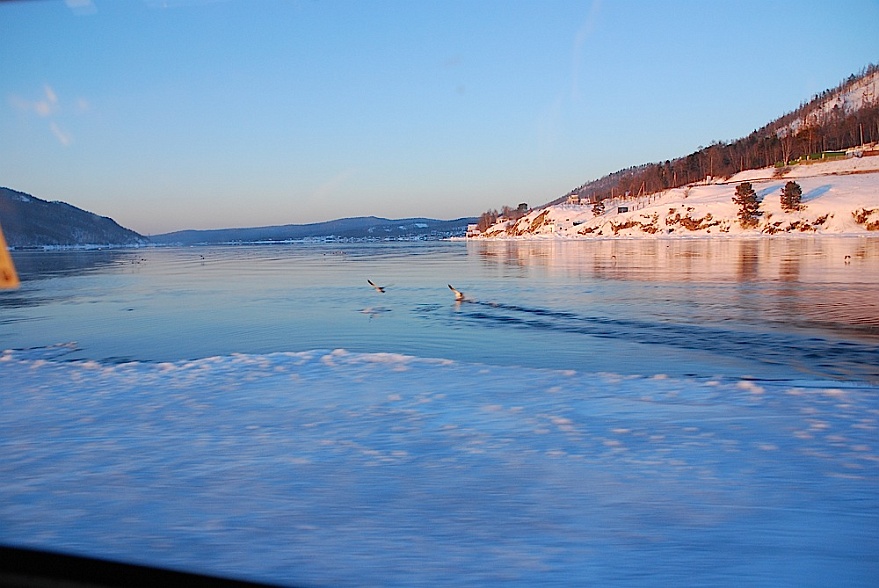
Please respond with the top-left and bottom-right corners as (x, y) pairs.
(2, 0), (877, 234)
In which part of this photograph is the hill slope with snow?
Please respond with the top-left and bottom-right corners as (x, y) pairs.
(782, 67), (879, 137)
(477, 156), (879, 239)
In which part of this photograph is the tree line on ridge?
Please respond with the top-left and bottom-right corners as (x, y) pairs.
(477, 64), (879, 229)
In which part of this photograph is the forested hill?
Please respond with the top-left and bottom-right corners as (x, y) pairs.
(550, 64), (879, 208)
(0, 187), (147, 248)
(0, 183), (474, 247)
(150, 216), (476, 244)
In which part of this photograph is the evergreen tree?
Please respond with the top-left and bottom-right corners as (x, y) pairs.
(780, 180), (803, 212)
(592, 199), (605, 216)
(732, 182), (761, 228)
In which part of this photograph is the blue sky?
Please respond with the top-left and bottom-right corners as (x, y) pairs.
(1, 0), (877, 234)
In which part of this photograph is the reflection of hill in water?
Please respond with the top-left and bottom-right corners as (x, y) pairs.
(10, 250), (132, 281)
(468, 238), (879, 338)
(0, 250), (134, 311)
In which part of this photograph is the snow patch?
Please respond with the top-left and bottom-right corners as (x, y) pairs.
(476, 157), (879, 239)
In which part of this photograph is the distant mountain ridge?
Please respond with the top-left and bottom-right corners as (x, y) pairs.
(0, 187), (147, 248)
(0, 187), (475, 247)
(150, 216), (476, 245)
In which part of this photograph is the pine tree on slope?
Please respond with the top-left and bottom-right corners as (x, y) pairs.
(733, 182), (761, 228)
(780, 180), (803, 212)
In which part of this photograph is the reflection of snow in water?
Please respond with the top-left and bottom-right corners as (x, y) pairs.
(2, 348), (877, 587)
(3, 239), (878, 381)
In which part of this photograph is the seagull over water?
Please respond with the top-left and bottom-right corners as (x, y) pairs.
(448, 284), (466, 302)
(368, 279), (386, 293)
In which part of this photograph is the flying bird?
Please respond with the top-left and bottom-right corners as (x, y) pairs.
(368, 279), (386, 293)
(448, 284), (466, 302)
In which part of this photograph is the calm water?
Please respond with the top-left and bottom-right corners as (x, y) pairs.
(3, 237), (879, 587)
(2, 237), (878, 381)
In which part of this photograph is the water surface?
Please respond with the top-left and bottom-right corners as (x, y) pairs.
(3, 237), (878, 381)
(2, 238), (879, 587)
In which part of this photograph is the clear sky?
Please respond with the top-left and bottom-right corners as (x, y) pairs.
(1, 0), (877, 235)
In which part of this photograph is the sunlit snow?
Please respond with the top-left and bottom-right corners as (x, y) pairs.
(479, 157), (879, 239)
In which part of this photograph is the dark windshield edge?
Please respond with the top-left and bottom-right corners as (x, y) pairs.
(0, 545), (297, 588)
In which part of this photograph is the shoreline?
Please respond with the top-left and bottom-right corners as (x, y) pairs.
(465, 231), (879, 242)
(471, 157), (879, 240)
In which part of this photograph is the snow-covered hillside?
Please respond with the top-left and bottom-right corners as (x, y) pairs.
(785, 67), (879, 137)
(476, 155), (879, 239)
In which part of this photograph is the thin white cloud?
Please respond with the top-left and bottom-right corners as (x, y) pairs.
(143, 0), (229, 9)
(10, 85), (59, 117)
(35, 85), (59, 117)
(49, 122), (73, 147)
(9, 85), (76, 147)
(570, 0), (602, 102)
(65, 0), (97, 16)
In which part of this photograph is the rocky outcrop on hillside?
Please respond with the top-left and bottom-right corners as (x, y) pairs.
(475, 158), (879, 239)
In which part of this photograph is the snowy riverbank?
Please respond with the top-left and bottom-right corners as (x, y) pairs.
(476, 156), (879, 239)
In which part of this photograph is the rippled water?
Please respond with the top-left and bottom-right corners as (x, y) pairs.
(3, 237), (879, 587)
(3, 237), (878, 381)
